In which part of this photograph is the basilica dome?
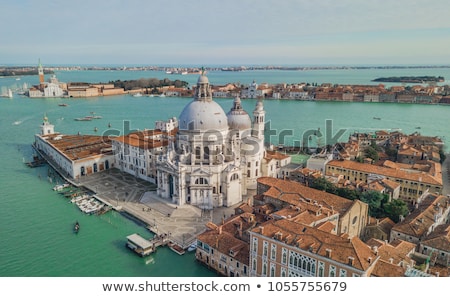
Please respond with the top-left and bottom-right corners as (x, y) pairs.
(178, 100), (228, 131)
(178, 73), (228, 132)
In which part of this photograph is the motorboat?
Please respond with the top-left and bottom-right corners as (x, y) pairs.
(53, 183), (70, 191)
(74, 221), (80, 233)
(187, 243), (196, 252)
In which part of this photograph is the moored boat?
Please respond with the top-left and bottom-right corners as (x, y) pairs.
(74, 221), (80, 233)
(53, 183), (70, 191)
(187, 242), (196, 252)
(168, 241), (185, 255)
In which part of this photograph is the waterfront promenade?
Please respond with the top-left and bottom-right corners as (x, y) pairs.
(53, 166), (241, 249)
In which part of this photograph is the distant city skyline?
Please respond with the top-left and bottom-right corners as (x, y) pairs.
(1, 0), (450, 66)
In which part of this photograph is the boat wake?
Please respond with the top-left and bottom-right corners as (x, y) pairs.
(12, 120), (22, 125)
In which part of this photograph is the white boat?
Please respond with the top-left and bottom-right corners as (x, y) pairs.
(1, 88), (13, 98)
(70, 194), (90, 203)
(187, 243), (196, 252)
(133, 93), (143, 97)
(53, 183), (70, 191)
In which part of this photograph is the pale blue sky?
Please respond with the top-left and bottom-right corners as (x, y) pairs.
(1, 0), (450, 65)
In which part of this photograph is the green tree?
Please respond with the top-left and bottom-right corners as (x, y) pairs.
(364, 146), (379, 162)
(360, 191), (387, 217)
(336, 187), (360, 200)
(383, 199), (409, 223)
(310, 177), (337, 194)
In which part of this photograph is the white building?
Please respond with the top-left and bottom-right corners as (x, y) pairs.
(34, 116), (115, 179)
(154, 74), (267, 209)
(29, 60), (66, 98)
(43, 75), (65, 97)
(241, 80), (258, 99)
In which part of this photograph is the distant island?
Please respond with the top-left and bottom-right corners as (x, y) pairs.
(0, 68), (53, 77)
(372, 76), (444, 83)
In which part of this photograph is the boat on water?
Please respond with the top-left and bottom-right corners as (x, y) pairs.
(53, 183), (70, 191)
(132, 93), (143, 97)
(74, 221), (80, 233)
(187, 243), (196, 252)
(168, 241), (185, 255)
(74, 117), (92, 121)
(59, 103), (68, 107)
(373, 117), (381, 120)
(1, 88), (13, 98)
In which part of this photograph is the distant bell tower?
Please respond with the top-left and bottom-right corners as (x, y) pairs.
(252, 99), (265, 140)
(38, 58), (44, 84)
(40, 114), (54, 135)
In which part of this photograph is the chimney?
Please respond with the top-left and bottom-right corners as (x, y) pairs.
(325, 248), (332, 258)
(238, 221), (243, 238)
(389, 258), (393, 264)
(372, 245), (378, 255)
(276, 231), (283, 241)
(348, 256), (354, 266)
(259, 226), (264, 234)
(218, 225), (222, 235)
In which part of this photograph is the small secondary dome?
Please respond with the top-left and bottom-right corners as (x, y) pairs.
(197, 75), (209, 84)
(227, 97), (251, 130)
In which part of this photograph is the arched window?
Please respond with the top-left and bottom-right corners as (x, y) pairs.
(195, 177), (208, 185)
(230, 173), (239, 181)
(195, 147), (200, 159)
(270, 265), (275, 277)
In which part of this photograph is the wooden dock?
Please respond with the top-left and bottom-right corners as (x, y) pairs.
(126, 233), (169, 257)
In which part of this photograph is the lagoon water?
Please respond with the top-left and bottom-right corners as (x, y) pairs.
(0, 68), (449, 276)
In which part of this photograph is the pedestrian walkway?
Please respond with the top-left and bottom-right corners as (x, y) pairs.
(76, 168), (241, 249)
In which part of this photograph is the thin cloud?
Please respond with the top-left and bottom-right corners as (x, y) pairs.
(1, 0), (450, 64)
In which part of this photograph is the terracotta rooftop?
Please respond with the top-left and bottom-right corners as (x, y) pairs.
(114, 130), (169, 149)
(264, 150), (290, 161)
(197, 228), (249, 265)
(257, 177), (356, 215)
(380, 178), (400, 190)
(392, 194), (450, 238)
(421, 224), (450, 252)
(370, 259), (407, 277)
(251, 219), (377, 271)
(43, 133), (114, 161)
(273, 202), (336, 226)
(367, 217), (396, 235)
(327, 160), (442, 186)
(367, 238), (415, 265)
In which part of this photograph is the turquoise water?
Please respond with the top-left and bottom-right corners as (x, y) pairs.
(0, 69), (449, 276)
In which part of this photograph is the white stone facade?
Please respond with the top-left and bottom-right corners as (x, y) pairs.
(156, 74), (267, 208)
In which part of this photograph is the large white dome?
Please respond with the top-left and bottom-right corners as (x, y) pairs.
(178, 73), (229, 132)
(179, 100), (228, 131)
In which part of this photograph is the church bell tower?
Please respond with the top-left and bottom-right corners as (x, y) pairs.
(252, 99), (265, 141)
(38, 58), (44, 84)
